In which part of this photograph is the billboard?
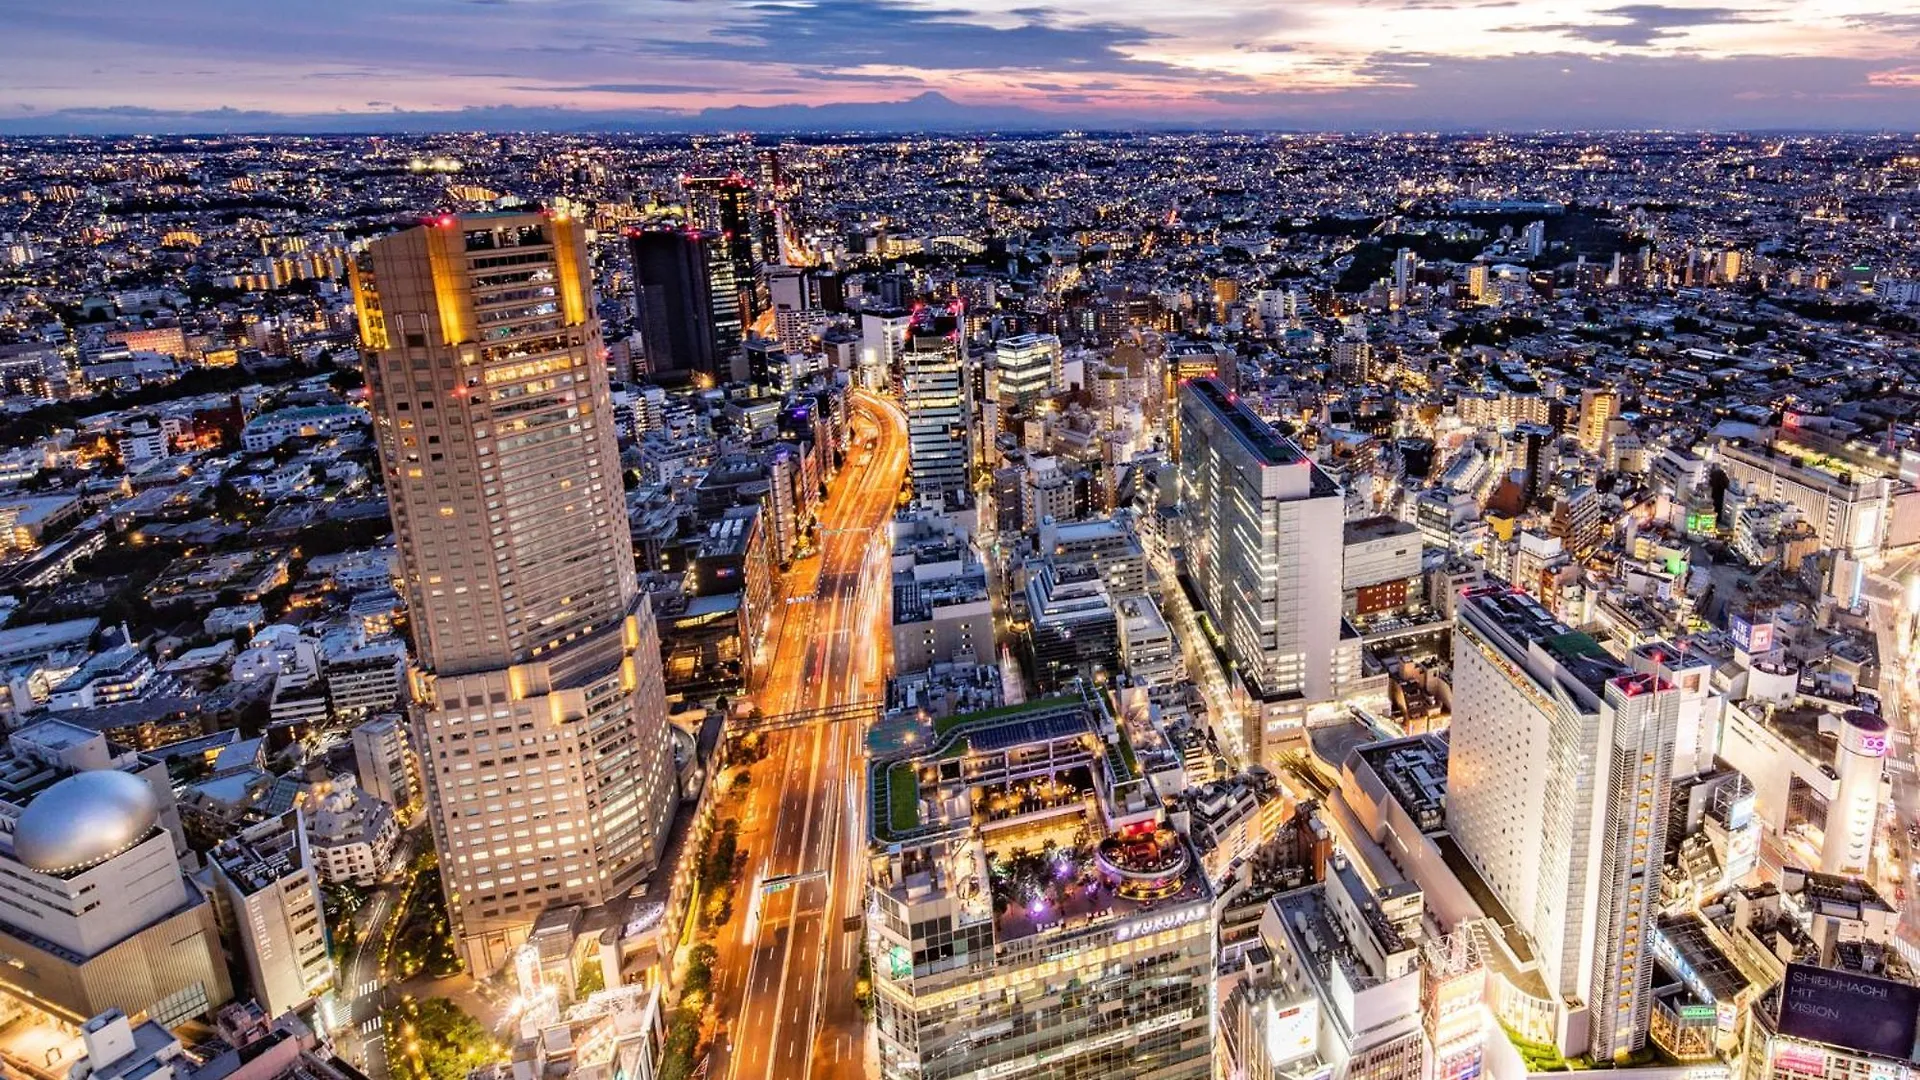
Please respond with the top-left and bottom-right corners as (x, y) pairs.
(1777, 963), (1920, 1061)
(1267, 999), (1320, 1066)
(1730, 612), (1774, 655)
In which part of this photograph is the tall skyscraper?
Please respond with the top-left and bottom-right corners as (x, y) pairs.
(1447, 586), (1678, 1060)
(993, 332), (1061, 417)
(681, 175), (763, 318)
(1176, 378), (1348, 759)
(353, 212), (677, 972)
(902, 315), (971, 501)
(627, 227), (741, 381)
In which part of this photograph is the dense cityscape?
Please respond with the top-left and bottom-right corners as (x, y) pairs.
(0, 127), (1914, 1080)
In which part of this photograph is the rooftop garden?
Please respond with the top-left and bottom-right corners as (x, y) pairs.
(933, 694), (1080, 737)
(887, 763), (920, 834)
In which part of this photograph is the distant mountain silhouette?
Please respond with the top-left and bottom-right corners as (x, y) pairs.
(0, 93), (1194, 136)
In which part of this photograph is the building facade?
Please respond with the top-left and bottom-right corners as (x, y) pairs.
(1177, 377), (1347, 758)
(1447, 586), (1680, 1060)
(354, 212), (679, 973)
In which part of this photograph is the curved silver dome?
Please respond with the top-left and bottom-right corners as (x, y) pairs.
(13, 770), (161, 873)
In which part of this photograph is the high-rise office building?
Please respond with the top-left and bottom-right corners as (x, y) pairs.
(628, 228), (741, 381)
(681, 175), (763, 318)
(994, 332), (1060, 417)
(766, 265), (821, 356)
(354, 212), (678, 972)
(1177, 377), (1348, 760)
(1447, 586), (1678, 1060)
(902, 317), (971, 501)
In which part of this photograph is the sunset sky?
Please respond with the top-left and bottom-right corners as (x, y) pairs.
(3, 0), (1918, 131)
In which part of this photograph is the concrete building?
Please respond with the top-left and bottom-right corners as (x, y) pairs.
(1343, 516), (1424, 619)
(1177, 377), (1348, 758)
(1039, 515), (1148, 599)
(301, 775), (400, 886)
(354, 212), (678, 972)
(1447, 586), (1681, 1059)
(1221, 852), (1430, 1080)
(350, 713), (416, 811)
(859, 307), (910, 391)
(891, 547), (993, 675)
(1708, 439), (1890, 558)
(1023, 562), (1118, 691)
(1577, 389), (1617, 454)
(1117, 595), (1183, 687)
(1717, 697), (1887, 878)
(206, 810), (331, 1017)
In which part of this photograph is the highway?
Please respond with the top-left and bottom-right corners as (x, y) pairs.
(711, 390), (906, 1080)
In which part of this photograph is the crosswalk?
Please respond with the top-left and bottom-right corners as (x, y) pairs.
(360, 1017), (382, 1034)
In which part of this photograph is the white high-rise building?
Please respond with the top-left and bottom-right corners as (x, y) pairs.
(207, 809), (332, 1017)
(1522, 220), (1547, 258)
(1447, 586), (1678, 1060)
(351, 713), (416, 811)
(1177, 378), (1348, 760)
(860, 307), (911, 391)
(1392, 247), (1418, 305)
(354, 212), (678, 972)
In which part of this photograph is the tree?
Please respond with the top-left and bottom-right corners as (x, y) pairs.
(388, 999), (500, 1080)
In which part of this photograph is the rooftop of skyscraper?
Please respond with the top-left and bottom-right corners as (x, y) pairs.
(870, 694), (1206, 947)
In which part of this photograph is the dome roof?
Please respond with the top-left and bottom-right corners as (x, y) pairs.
(13, 770), (161, 874)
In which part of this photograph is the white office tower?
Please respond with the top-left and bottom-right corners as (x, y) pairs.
(207, 810), (333, 1017)
(1823, 710), (1888, 877)
(1522, 220), (1547, 259)
(860, 306), (910, 390)
(1177, 377), (1348, 761)
(1448, 586), (1679, 1061)
(355, 213), (678, 972)
(994, 332), (1061, 413)
(902, 322), (971, 502)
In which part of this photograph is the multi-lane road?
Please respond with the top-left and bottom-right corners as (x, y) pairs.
(331, 827), (422, 1079)
(710, 390), (906, 1080)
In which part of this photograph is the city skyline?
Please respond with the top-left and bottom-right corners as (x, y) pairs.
(1, 93), (1920, 1080)
(3, 0), (1919, 133)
